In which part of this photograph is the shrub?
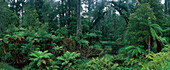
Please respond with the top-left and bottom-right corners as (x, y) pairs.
(141, 52), (170, 70)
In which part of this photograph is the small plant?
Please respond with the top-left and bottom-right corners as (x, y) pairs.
(29, 50), (53, 70)
(126, 45), (145, 57)
(80, 55), (117, 70)
(161, 44), (170, 52)
(57, 51), (80, 70)
(141, 52), (170, 70)
(53, 46), (63, 51)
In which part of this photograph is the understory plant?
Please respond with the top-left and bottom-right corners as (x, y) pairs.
(78, 54), (117, 70)
(126, 45), (145, 57)
(29, 50), (53, 70)
(141, 52), (170, 70)
(57, 51), (81, 70)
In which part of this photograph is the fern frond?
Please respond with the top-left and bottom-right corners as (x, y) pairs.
(150, 28), (156, 40)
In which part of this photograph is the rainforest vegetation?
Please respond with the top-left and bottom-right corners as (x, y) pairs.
(0, 0), (170, 70)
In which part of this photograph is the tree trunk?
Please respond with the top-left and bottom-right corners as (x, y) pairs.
(88, 0), (92, 24)
(165, 0), (168, 14)
(0, 20), (3, 35)
(148, 35), (150, 55)
(61, 0), (64, 26)
(168, 0), (170, 15)
(76, 0), (81, 38)
(21, 0), (24, 25)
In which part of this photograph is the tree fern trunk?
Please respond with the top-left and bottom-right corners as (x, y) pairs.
(148, 35), (150, 55)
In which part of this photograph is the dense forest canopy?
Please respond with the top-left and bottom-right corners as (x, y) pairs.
(0, 0), (169, 70)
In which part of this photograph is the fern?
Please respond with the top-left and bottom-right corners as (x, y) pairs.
(79, 39), (89, 46)
(29, 50), (53, 69)
(126, 45), (144, 57)
(142, 52), (170, 70)
(53, 45), (63, 51)
(142, 19), (164, 53)
(57, 51), (80, 70)
(79, 55), (116, 70)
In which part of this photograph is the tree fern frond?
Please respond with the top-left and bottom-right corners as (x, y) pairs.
(150, 28), (156, 41)
(126, 45), (135, 50)
(151, 24), (163, 32)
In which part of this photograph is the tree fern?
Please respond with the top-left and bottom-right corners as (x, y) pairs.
(57, 51), (80, 70)
(140, 18), (164, 53)
(29, 50), (53, 69)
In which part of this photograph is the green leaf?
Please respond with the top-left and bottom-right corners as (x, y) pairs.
(126, 46), (135, 50)
(131, 50), (135, 57)
(79, 40), (89, 45)
(57, 57), (65, 61)
(151, 24), (163, 32)
(150, 28), (156, 40)
(62, 61), (69, 65)
(37, 60), (42, 66)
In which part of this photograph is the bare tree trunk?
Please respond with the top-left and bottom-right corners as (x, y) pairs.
(21, 0), (24, 24)
(168, 0), (170, 15)
(88, 0), (91, 24)
(76, 0), (81, 38)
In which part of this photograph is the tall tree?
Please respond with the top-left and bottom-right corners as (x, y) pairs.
(125, 3), (156, 48)
(0, 0), (18, 34)
(88, 0), (94, 24)
(110, 0), (138, 24)
(77, 0), (81, 38)
(165, 0), (170, 15)
(165, 0), (168, 14)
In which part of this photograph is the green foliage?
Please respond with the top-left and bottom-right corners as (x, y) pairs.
(139, 0), (166, 26)
(0, 0), (169, 70)
(161, 45), (170, 52)
(141, 19), (164, 52)
(0, 63), (17, 70)
(124, 58), (140, 66)
(118, 47), (126, 54)
(87, 57), (116, 70)
(126, 3), (156, 45)
(0, 1), (18, 33)
(22, 8), (41, 29)
(79, 39), (89, 46)
(29, 50), (53, 68)
(0, 20), (59, 68)
(53, 46), (63, 51)
(141, 52), (170, 70)
(126, 45), (145, 57)
(79, 55), (117, 70)
(57, 51), (80, 70)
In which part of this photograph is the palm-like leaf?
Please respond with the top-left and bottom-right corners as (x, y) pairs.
(126, 45), (144, 57)
(29, 50), (53, 67)
(57, 51), (80, 67)
(151, 24), (163, 33)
